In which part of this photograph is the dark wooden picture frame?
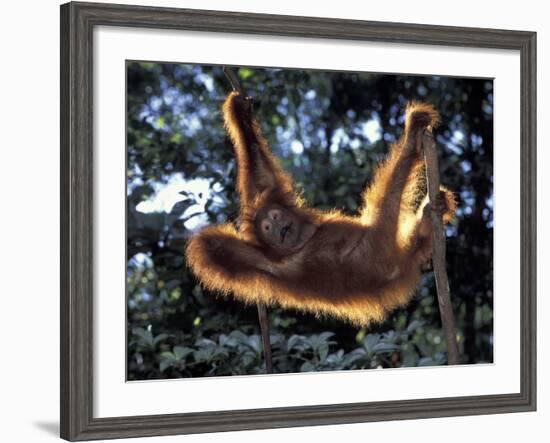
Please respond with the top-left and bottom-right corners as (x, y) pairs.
(60, 1), (536, 440)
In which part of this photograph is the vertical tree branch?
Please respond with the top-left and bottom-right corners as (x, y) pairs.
(422, 130), (460, 365)
(257, 302), (274, 373)
(223, 65), (273, 374)
(222, 66), (244, 96)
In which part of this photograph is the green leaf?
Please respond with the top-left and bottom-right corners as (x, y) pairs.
(342, 351), (365, 368)
(170, 133), (182, 143)
(239, 68), (253, 80)
(318, 344), (329, 362)
(229, 330), (248, 344)
(155, 116), (165, 129)
(363, 334), (380, 354)
(153, 333), (169, 345)
(418, 357), (435, 366)
(373, 343), (400, 353)
(173, 346), (193, 360)
(132, 327), (154, 347)
(355, 328), (366, 343)
(219, 334), (238, 348)
(402, 352), (419, 367)
(287, 335), (304, 351)
(194, 348), (214, 362)
(319, 332), (335, 341)
(159, 359), (171, 372)
(246, 336), (261, 353)
(195, 338), (216, 348)
(406, 320), (424, 334)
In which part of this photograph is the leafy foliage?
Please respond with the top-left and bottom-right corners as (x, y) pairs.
(126, 62), (493, 380)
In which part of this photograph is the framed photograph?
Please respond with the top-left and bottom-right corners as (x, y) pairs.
(60, 1), (536, 441)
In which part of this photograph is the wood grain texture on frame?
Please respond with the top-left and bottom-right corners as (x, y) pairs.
(60, 1), (536, 440)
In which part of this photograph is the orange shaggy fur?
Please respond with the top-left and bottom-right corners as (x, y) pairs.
(185, 92), (455, 326)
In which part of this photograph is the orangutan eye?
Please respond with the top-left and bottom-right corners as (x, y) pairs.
(261, 220), (271, 232)
(268, 209), (282, 221)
